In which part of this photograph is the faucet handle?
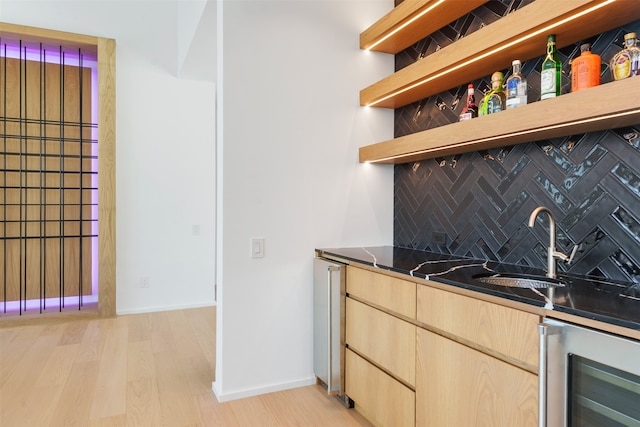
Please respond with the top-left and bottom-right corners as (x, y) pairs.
(566, 244), (579, 264)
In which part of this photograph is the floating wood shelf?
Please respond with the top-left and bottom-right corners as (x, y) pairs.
(360, 0), (488, 54)
(359, 78), (640, 164)
(360, 0), (640, 109)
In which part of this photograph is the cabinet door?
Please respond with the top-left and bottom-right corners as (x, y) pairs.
(346, 349), (415, 427)
(346, 297), (416, 386)
(416, 328), (538, 427)
(417, 285), (539, 370)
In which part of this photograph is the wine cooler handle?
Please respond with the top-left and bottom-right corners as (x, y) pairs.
(538, 322), (563, 427)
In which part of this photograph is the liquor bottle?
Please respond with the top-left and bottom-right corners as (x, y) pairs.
(610, 32), (640, 80)
(479, 72), (506, 116)
(459, 84), (478, 121)
(571, 44), (601, 92)
(541, 34), (562, 100)
(506, 60), (527, 109)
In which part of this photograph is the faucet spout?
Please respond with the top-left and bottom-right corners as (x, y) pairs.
(528, 206), (560, 279)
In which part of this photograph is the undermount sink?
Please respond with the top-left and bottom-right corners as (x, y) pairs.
(473, 273), (566, 289)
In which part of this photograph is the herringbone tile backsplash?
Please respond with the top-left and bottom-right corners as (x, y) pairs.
(392, 1), (640, 283)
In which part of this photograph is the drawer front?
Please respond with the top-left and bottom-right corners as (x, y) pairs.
(346, 349), (415, 427)
(416, 328), (538, 427)
(346, 297), (416, 386)
(347, 266), (416, 319)
(417, 285), (539, 369)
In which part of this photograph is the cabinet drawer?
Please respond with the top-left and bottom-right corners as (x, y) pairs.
(346, 297), (415, 386)
(416, 328), (538, 427)
(347, 266), (416, 319)
(417, 285), (539, 370)
(346, 349), (415, 427)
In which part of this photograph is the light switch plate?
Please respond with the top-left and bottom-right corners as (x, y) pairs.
(251, 237), (265, 258)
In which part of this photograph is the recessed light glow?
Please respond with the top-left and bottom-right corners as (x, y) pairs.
(365, 108), (640, 163)
(366, 0), (446, 51)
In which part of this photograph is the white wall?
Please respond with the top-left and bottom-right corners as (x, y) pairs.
(1, 0), (217, 314)
(214, 0), (394, 401)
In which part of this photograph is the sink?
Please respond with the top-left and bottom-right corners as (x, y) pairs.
(473, 273), (565, 289)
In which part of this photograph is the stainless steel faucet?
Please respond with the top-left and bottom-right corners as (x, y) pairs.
(528, 206), (577, 279)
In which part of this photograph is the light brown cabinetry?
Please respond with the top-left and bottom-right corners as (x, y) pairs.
(344, 266), (541, 427)
(346, 349), (415, 427)
(416, 329), (538, 427)
(417, 285), (539, 371)
(416, 284), (540, 427)
(345, 266), (416, 427)
(346, 266), (416, 319)
(346, 297), (415, 386)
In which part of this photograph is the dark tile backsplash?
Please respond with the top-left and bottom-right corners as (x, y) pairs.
(392, 1), (640, 283)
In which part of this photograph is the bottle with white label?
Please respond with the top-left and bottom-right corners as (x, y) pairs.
(506, 60), (527, 109)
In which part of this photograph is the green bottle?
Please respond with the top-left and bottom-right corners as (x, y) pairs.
(541, 34), (562, 100)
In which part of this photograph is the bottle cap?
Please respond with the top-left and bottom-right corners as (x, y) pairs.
(512, 59), (521, 66)
(624, 32), (637, 40)
(580, 43), (591, 53)
(547, 34), (556, 42)
(491, 71), (504, 82)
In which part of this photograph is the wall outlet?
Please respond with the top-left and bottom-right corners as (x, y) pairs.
(140, 277), (150, 288)
(432, 232), (447, 245)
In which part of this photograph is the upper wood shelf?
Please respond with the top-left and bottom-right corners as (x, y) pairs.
(359, 77), (640, 164)
(360, 0), (488, 54)
(360, 0), (640, 109)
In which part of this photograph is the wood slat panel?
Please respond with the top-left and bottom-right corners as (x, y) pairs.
(0, 40), (94, 305)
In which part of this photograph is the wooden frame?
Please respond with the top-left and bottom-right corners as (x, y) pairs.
(0, 22), (115, 323)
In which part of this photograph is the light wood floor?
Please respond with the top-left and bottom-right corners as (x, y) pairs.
(0, 307), (372, 426)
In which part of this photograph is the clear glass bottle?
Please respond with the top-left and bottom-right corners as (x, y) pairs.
(506, 60), (527, 109)
(480, 71), (506, 116)
(459, 84), (478, 121)
(610, 32), (640, 80)
(541, 34), (562, 100)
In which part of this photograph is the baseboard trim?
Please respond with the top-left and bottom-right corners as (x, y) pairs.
(117, 301), (216, 315)
(212, 376), (316, 402)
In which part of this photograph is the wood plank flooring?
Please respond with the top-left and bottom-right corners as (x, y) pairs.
(0, 307), (372, 426)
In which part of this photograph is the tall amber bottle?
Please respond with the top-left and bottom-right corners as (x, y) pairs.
(571, 44), (601, 92)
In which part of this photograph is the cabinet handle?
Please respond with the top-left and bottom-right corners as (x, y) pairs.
(538, 322), (563, 427)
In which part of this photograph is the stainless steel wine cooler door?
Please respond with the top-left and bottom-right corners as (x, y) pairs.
(313, 257), (345, 396)
(542, 319), (640, 427)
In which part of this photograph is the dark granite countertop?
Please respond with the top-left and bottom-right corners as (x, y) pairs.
(317, 246), (640, 332)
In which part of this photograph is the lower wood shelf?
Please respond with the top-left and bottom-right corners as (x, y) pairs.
(359, 77), (640, 164)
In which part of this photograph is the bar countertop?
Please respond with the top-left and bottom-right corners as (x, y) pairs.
(317, 246), (640, 333)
